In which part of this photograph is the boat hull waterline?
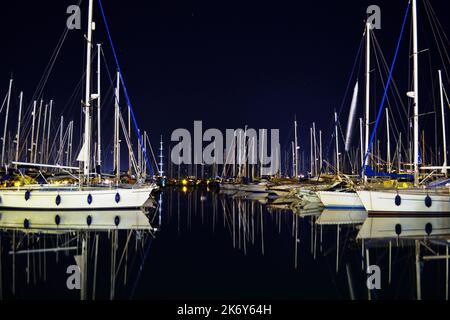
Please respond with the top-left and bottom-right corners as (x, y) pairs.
(0, 186), (156, 210)
(357, 189), (450, 217)
(316, 191), (364, 209)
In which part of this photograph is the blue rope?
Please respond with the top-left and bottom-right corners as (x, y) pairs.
(361, 2), (411, 177)
(98, 0), (155, 177)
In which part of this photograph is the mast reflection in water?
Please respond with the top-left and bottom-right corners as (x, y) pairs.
(0, 189), (449, 300)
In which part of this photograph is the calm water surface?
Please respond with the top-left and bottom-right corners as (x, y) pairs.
(0, 189), (449, 300)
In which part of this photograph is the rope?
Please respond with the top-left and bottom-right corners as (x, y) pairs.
(98, 0), (154, 176)
(361, 2), (410, 177)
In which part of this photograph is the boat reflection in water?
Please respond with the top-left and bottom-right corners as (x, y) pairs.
(213, 188), (449, 299)
(358, 215), (450, 300)
(0, 199), (159, 300)
(1, 189), (449, 300)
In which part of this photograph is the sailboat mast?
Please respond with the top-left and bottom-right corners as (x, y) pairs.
(319, 130), (322, 173)
(97, 43), (102, 170)
(114, 71), (121, 181)
(313, 122), (317, 176)
(291, 142), (295, 177)
(438, 70), (447, 177)
(34, 100), (42, 163)
(46, 100), (53, 163)
(310, 127), (313, 176)
(412, 0), (419, 186)
(83, 0), (94, 179)
(359, 117), (364, 172)
(159, 135), (164, 176)
(1, 79), (13, 167)
(59, 116), (63, 164)
(294, 116), (299, 177)
(334, 112), (340, 175)
(386, 108), (391, 172)
(364, 22), (371, 180)
(14, 91), (23, 166)
(30, 101), (36, 161)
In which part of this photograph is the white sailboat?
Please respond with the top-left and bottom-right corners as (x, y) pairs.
(357, 0), (450, 216)
(0, 0), (157, 210)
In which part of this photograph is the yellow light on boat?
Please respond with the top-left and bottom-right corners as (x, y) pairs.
(181, 179), (188, 186)
(13, 181), (22, 187)
(182, 186), (188, 193)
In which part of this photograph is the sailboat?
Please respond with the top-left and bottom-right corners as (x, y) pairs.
(0, 0), (157, 210)
(357, 0), (450, 216)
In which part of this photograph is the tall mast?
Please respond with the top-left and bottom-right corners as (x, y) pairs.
(34, 100), (43, 163)
(294, 116), (299, 177)
(313, 122), (317, 176)
(128, 105), (131, 175)
(386, 108), (391, 172)
(438, 70), (447, 177)
(364, 22), (371, 181)
(412, 0), (420, 186)
(310, 127), (313, 176)
(83, 0), (94, 179)
(1, 78), (13, 167)
(143, 131), (147, 176)
(291, 142), (295, 177)
(335, 112), (340, 175)
(59, 116), (63, 164)
(46, 100), (53, 164)
(114, 71), (121, 181)
(319, 130), (322, 173)
(359, 118), (364, 172)
(14, 91), (23, 166)
(96, 43), (102, 171)
(40, 103), (48, 164)
(159, 135), (164, 177)
(30, 101), (36, 161)
(398, 132), (402, 172)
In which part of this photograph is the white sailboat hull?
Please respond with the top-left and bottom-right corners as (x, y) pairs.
(357, 189), (450, 216)
(316, 191), (364, 209)
(0, 185), (157, 210)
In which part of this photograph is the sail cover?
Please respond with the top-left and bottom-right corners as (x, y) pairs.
(344, 81), (359, 151)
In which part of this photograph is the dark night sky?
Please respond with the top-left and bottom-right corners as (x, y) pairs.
(1, 0), (449, 170)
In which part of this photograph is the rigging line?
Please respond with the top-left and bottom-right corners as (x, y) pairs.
(361, 1), (410, 177)
(24, 0), (83, 119)
(372, 32), (409, 127)
(0, 93), (8, 114)
(443, 86), (450, 109)
(371, 34), (406, 148)
(98, 0), (154, 176)
(426, 0), (450, 47)
(425, 0), (450, 63)
(19, 47), (95, 154)
(423, 0), (450, 86)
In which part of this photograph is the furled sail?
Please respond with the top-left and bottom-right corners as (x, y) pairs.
(344, 81), (359, 151)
